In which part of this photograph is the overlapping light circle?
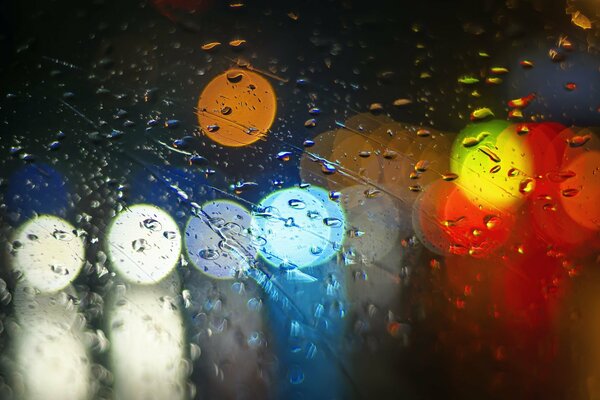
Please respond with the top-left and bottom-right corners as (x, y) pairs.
(106, 204), (182, 284)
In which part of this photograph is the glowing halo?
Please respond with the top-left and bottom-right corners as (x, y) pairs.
(9, 215), (85, 293)
(106, 204), (182, 284)
(250, 186), (346, 269)
(185, 199), (256, 279)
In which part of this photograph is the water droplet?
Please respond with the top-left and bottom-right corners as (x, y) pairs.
(199, 248), (220, 260)
(52, 229), (73, 241)
(303, 139), (315, 147)
(519, 178), (535, 195)
(163, 231), (177, 240)
(329, 191), (341, 201)
(277, 151), (292, 161)
(383, 149), (398, 159)
(442, 172), (459, 181)
(50, 264), (69, 275)
(165, 119), (180, 129)
(288, 365), (305, 385)
(308, 107), (321, 115)
(416, 128), (430, 137)
(364, 188), (381, 198)
(221, 106), (232, 115)
(132, 238), (149, 252)
(229, 39), (246, 47)
(284, 217), (295, 227)
(369, 103), (384, 112)
(310, 245), (323, 255)
(304, 118), (317, 128)
(321, 162), (336, 175)
(348, 228), (365, 238)
(226, 71), (243, 82)
(140, 218), (161, 231)
(562, 188), (580, 198)
(201, 42), (221, 51)
(490, 165), (501, 174)
(323, 217), (342, 228)
(484, 215), (501, 230)
(567, 134), (591, 148)
(414, 160), (430, 173)
(27, 234), (38, 241)
(478, 146), (501, 163)
(288, 199), (306, 209)
(307, 210), (320, 219)
(207, 124), (220, 133)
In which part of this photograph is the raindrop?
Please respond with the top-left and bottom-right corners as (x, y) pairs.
(323, 217), (342, 227)
(163, 231), (177, 240)
(562, 188), (580, 198)
(442, 172), (459, 181)
(277, 151), (292, 161)
(288, 199), (306, 209)
(52, 229), (73, 241)
(141, 218), (162, 231)
(132, 239), (148, 252)
(199, 248), (220, 260)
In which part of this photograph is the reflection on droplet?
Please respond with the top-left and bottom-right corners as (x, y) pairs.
(163, 231), (177, 240)
(323, 217), (342, 227)
(288, 365), (305, 385)
(141, 218), (162, 231)
(52, 229), (73, 241)
(562, 188), (580, 198)
(199, 248), (220, 260)
(288, 199), (306, 209)
(132, 238), (149, 252)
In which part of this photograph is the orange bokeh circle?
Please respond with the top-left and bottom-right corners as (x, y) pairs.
(197, 68), (277, 147)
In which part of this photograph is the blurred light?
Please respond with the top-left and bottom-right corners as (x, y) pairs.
(251, 186), (345, 269)
(10, 215), (85, 293)
(185, 199), (256, 279)
(12, 286), (91, 400)
(197, 69), (277, 147)
(106, 204), (182, 284)
(109, 277), (187, 400)
(450, 120), (532, 211)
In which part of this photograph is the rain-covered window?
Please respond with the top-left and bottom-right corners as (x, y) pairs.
(0, 0), (599, 399)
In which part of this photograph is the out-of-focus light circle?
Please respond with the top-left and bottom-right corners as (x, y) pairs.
(185, 200), (256, 279)
(558, 127), (600, 232)
(450, 120), (532, 211)
(329, 133), (383, 189)
(197, 68), (277, 147)
(106, 204), (181, 284)
(341, 185), (407, 263)
(529, 127), (599, 250)
(251, 186), (345, 269)
(413, 180), (513, 257)
(560, 150), (600, 231)
(10, 215), (85, 293)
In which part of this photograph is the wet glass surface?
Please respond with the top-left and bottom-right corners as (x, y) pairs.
(0, 0), (599, 399)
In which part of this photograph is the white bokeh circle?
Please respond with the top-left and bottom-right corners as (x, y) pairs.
(10, 215), (85, 293)
(106, 204), (181, 284)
